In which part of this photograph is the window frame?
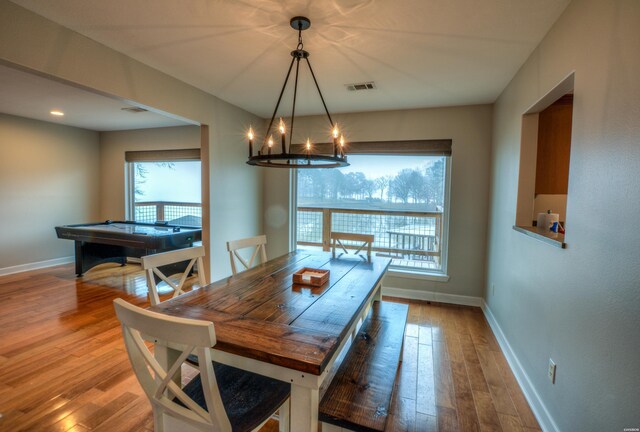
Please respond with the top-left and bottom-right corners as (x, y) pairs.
(291, 148), (452, 278)
(125, 149), (202, 225)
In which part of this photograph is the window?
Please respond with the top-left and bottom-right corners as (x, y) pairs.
(295, 153), (450, 273)
(126, 149), (202, 227)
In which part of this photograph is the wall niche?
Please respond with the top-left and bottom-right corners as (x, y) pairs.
(514, 73), (574, 247)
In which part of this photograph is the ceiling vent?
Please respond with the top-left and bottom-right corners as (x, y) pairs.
(345, 82), (376, 91)
(121, 106), (148, 113)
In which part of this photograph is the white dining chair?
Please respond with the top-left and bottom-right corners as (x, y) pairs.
(226, 235), (267, 275)
(113, 298), (290, 432)
(330, 232), (375, 260)
(142, 246), (206, 306)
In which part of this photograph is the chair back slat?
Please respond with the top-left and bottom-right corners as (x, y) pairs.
(113, 299), (231, 431)
(330, 232), (374, 261)
(142, 246), (206, 305)
(226, 235), (267, 275)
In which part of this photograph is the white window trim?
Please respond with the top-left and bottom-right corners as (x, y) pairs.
(386, 269), (450, 282)
(125, 162), (135, 221)
(289, 168), (298, 252)
(126, 159), (202, 225)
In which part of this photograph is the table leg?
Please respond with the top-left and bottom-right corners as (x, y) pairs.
(374, 282), (383, 302)
(154, 342), (182, 390)
(290, 385), (319, 432)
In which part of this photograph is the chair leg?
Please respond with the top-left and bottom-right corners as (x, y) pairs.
(278, 399), (290, 432)
(153, 407), (166, 432)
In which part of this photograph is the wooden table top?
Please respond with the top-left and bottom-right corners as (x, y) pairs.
(149, 250), (390, 375)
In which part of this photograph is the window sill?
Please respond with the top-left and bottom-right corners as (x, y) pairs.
(513, 225), (566, 249)
(386, 269), (450, 282)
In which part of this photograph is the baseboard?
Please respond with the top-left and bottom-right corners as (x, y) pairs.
(382, 286), (482, 307)
(481, 300), (559, 432)
(0, 256), (74, 277)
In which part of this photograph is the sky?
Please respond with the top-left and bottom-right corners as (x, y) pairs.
(338, 155), (439, 179)
(135, 161), (201, 203)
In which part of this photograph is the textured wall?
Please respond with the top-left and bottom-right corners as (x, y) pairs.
(0, 113), (99, 269)
(485, 0), (640, 430)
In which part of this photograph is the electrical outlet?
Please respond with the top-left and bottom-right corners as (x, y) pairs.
(548, 359), (556, 384)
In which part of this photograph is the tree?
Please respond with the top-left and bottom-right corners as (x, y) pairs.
(407, 170), (425, 203)
(390, 169), (413, 203)
(321, 169), (345, 200)
(375, 176), (390, 200)
(340, 172), (366, 199)
(133, 162), (176, 200)
(424, 159), (445, 206)
(363, 179), (376, 199)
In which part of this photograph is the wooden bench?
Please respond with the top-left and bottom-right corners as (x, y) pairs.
(319, 300), (409, 432)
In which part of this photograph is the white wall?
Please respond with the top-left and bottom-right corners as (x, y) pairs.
(263, 105), (493, 298)
(486, 0), (640, 430)
(0, 1), (263, 280)
(0, 113), (99, 270)
(99, 126), (201, 220)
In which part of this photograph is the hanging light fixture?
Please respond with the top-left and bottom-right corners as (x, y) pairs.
(246, 16), (349, 168)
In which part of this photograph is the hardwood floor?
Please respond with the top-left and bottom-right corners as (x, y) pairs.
(0, 263), (541, 432)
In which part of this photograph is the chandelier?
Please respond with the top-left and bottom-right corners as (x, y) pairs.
(246, 16), (349, 169)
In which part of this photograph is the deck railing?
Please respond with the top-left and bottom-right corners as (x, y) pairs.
(297, 206), (443, 270)
(134, 201), (202, 226)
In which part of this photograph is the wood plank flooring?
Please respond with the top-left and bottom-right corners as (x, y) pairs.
(0, 263), (541, 432)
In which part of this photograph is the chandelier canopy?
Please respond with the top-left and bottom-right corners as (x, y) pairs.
(246, 16), (349, 169)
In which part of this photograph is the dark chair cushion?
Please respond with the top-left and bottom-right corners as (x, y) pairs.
(175, 362), (290, 432)
(186, 353), (199, 366)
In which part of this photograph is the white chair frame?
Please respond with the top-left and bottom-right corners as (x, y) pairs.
(142, 246), (206, 306)
(113, 299), (289, 432)
(331, 232), (374, 260)
(226, 235), (267, 275)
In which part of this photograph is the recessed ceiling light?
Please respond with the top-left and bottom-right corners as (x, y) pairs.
(50, 110), (65, 116)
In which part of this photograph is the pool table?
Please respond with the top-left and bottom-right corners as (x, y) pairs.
(55, 220), (202, 276)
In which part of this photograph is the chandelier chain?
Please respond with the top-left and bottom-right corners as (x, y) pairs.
(262, 55), (296, 151)
(290, 57), (301, 149)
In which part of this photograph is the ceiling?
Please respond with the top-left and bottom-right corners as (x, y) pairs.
(0, 64), (193, 131)
(10, 0), (570, 119)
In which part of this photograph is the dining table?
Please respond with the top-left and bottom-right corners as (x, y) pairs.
(149, 249), (391, 432)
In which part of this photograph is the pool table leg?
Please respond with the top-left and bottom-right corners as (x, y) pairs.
(75, 241), (84, 276)
(74, 241), (129, 276)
